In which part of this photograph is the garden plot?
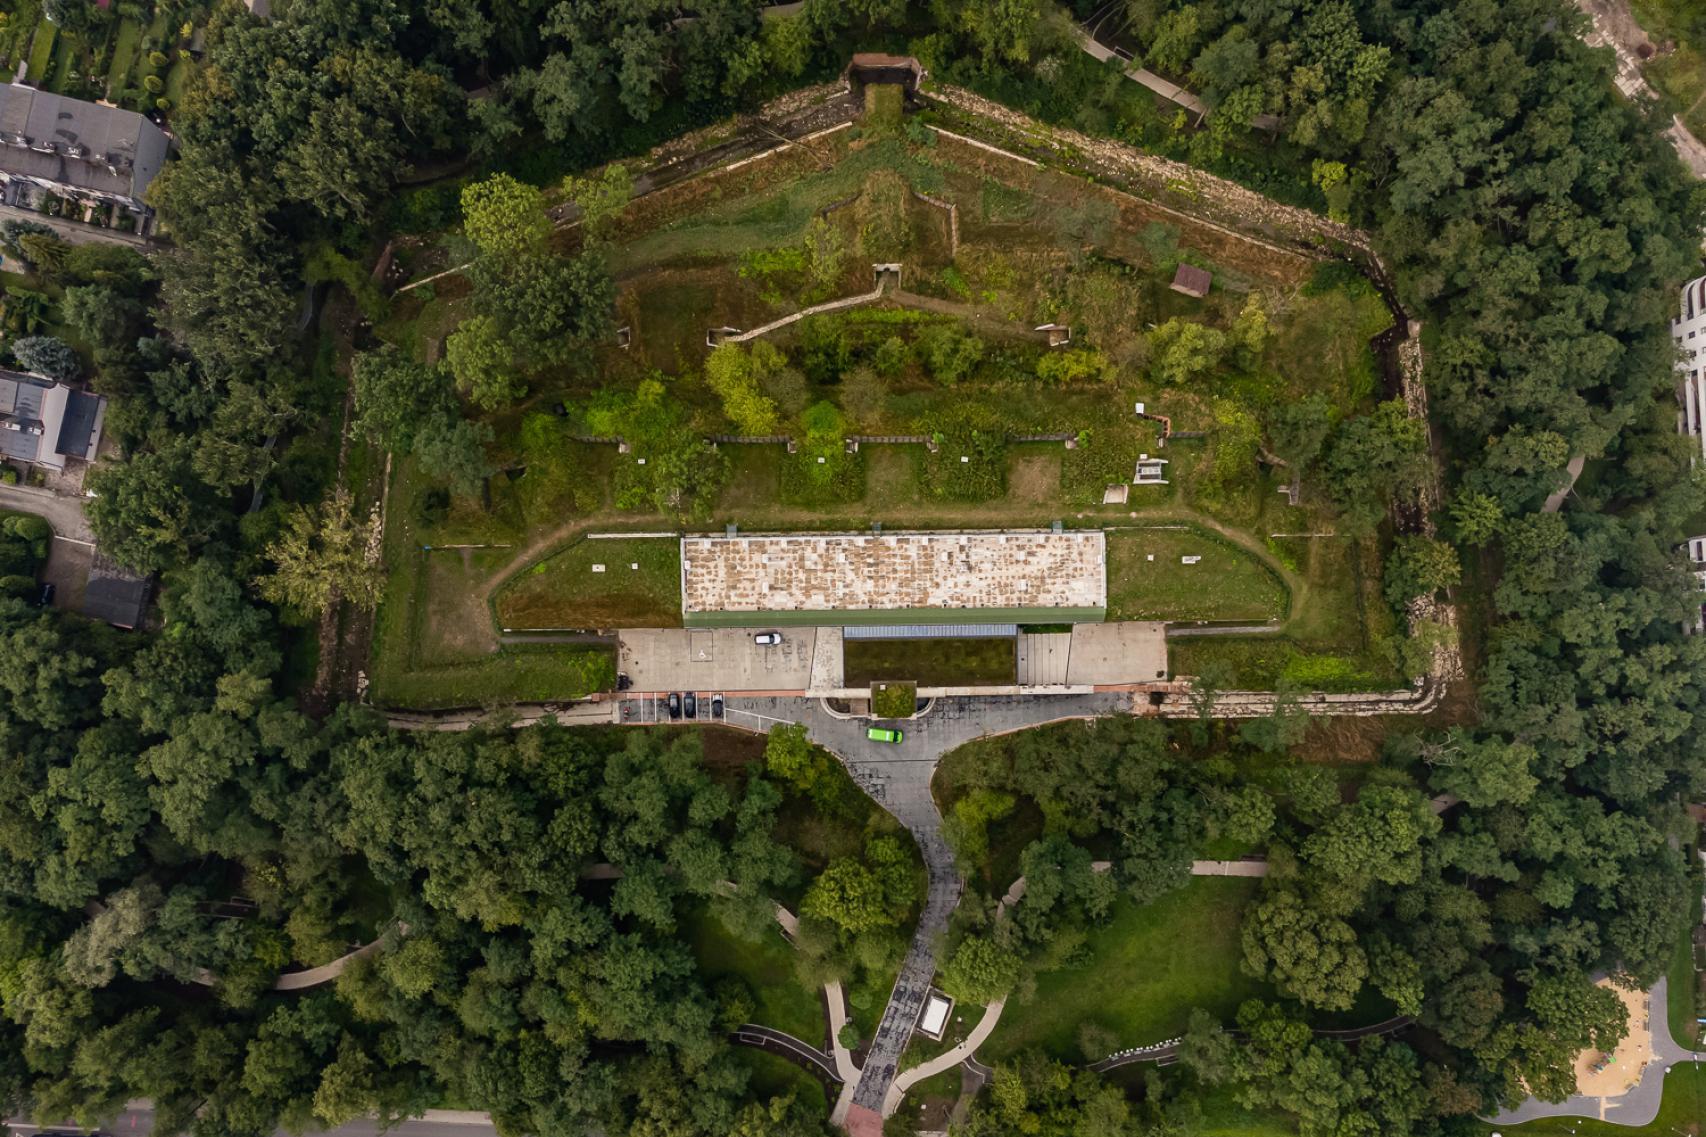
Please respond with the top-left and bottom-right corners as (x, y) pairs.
(368, 98), (1419, 708)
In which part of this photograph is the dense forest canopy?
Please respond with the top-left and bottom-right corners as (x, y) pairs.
(0, 0), (1703, 1135)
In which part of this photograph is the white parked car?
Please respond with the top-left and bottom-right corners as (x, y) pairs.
(753, 632), (782, 646)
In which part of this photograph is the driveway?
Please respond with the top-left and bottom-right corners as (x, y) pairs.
(0, 483), (94, 544)
(40, 536), (92, 611)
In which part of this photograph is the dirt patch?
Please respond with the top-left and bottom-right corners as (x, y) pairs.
(1008, 450), (1063, 503)
(417, 551), (503, 665)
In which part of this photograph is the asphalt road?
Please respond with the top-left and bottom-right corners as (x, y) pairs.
(4, 1105), (496, 1137)
(0, 483), (94, 544)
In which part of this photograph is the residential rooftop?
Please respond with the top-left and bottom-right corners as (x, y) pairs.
(0, 85), (170, 206)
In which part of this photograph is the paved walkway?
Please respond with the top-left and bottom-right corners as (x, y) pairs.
(885, 998), (1007, 1114)
(1077, 2), (1281, 131)
(1484, 976), (1702, 1127)
(721, 692), (1130, 1121)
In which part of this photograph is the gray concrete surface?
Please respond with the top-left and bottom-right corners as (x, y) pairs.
(617, 627), (816, 692)
(0, 482), (94, 543)
(1016, 632), (1071, 685)
(1065, 621), (1168, 684)
(1484, 975), (1702, 1127)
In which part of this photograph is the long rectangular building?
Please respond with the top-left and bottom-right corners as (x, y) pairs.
(680, 531), (1107, 627)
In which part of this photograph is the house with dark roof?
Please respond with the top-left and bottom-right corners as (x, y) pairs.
(0, 84), (170, 228)
(81, 552), (151, 630)
(0, 368), (104, 470)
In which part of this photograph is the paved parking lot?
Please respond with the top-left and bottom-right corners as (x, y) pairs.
(617, 627), (817, 692)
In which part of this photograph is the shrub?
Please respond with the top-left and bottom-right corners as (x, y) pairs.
(871, 681), (916, 719)
(147, 50), (167, 68)
(1036, 348), (1111, 384)
(916, 324), (985, 385)
(10, 334), (79, 380)
(142, 74), (163, 93)
(0, 467), (17, 485)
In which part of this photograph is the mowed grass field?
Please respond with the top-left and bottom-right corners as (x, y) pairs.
(1105, 527), (1289, 622)
(496, 536), (682, 630)
(981, 877), (1265, 1062)
(843, 637), (1017, 686)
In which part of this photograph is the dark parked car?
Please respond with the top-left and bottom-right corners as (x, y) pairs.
(37, 582), (54, 607)
(667, 692), (681, 719)
(684, 692), (697, 719)
(711, 694), (724, 719)
(617, 672), (632, 691)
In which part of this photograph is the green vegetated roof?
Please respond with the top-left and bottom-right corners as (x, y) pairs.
(683, 606), (1106, 628)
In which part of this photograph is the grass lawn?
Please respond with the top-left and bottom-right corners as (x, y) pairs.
(1105, 527), (1288, 623)
(682, 903), (824, 1045)
(843, 637), (1017, 686)
(1473, 1063), (1706, 1137)
(368, 644), (615, 709)
(164, 56), (193, 109)
(104, 17), (140, 96)
(982, 877), (1264, 1062)
(495, 536), (681, 630)
(729, 1047), (829, 1116)
(24, 19), (53, 84)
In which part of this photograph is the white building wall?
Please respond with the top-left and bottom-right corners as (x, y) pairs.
(1673, 276), (1706, 464)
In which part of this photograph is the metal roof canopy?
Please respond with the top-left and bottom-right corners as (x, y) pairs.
(842, 623), (1017, 640)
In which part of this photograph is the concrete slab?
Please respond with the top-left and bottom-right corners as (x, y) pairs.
(809, 626), (845, 692)
(618, 627), (816, 693)
(1017, 632), (1072, 685)
(1065, 621), (1168, 685)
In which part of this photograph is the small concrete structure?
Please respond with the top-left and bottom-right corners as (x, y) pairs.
(1133, 453), (1170, 485)
(1170, 263), (1212, 298)
(1036, 321), (1071, 347)
(915, 990), (954, 1042)
(1101, 483), (1129, 505)
(842, 53), (925, 100)
(1685, 535), (1706, 634)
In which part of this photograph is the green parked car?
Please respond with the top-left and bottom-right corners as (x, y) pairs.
(867, 727), (904, 744)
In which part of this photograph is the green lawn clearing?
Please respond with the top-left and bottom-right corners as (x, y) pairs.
(367, 645), (615, 709)
(104, 18), (140, 96)
(1105, 527), (1288, 623)
(24, 20), (53, 85)
(682, 903), (824, 1045)
(843, 637), (1017, 687)
(496, 536), (681, 630)
(982, 876), (1264, 1062)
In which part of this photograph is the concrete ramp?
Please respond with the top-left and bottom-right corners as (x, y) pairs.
(1017, 632), (1072, 685)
